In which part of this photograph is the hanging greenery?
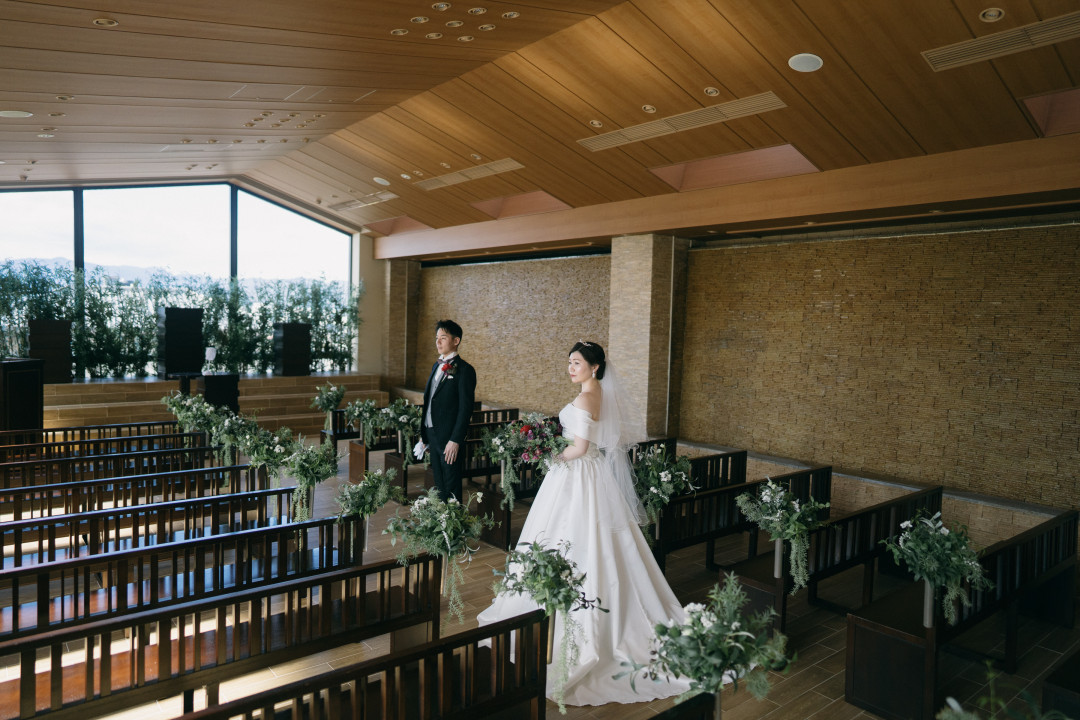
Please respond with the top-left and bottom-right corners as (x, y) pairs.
(0, 260), (362, 377)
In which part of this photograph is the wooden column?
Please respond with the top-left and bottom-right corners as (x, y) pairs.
(608, 234), (689, 438)
(383, 259), (422, 387)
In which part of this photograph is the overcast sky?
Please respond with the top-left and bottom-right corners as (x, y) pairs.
(0, 185), (350, 286)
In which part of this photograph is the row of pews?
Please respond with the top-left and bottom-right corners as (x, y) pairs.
(0, 417), (555, 720)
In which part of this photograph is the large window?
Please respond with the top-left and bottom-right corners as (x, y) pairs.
(238, 191), (350, 286)
(83, 185), (231, 281)
(0, 190), (74, 266)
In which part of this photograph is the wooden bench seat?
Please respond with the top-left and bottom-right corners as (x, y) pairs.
(652, 464), (831, 574)
(731, 483), (942, 632)
(0, 432), (206, 463)
(0, 464), (264, 522)
(0, 514), (365, 640)
(845, 509), (1078, 720)
(0, 554), (442, 720)
(0, 446), (219, 489)
(174, 609), (549, 720)
(1, 487), (296, 568)
(0, 421), (180, 448)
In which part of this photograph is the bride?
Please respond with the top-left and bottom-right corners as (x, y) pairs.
(476, 340), (690, 706)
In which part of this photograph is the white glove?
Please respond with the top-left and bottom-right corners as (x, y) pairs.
(413, 441), (427, 460)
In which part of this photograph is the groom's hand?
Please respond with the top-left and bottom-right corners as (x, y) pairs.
(443, 441), (459, 464)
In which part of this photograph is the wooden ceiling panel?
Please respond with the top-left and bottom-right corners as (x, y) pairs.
(630, 0), (866, 170)
(1, 0), (1075, 248)
(491, 52), (671, 169)
(424, 80), (643, 207)
(455, 61), (673, 197)
(793, 0), (1036, 153)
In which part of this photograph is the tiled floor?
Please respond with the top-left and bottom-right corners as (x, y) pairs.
(90, 449), (1078, 720)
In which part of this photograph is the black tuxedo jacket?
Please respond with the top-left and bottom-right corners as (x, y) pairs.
(420, 356), (477, 448)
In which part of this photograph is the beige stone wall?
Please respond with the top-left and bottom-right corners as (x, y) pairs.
(414, 255), (610, 415)
(679, 223), (1080, 512)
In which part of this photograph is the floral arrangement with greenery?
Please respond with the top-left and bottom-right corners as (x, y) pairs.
(481, 413), (571, 510)
(336, 467), (404, 520)
(375, 398), (425, 467)
(383, 487), (497, 626)
(343, 398), (381, 445)
(162, 391), (221, 436)
(286, 440), (341, 521)
(632, 446), (696, 530)
(493, 539), (607, 713)
(618, 573), (790, 708)
(937, 664), (1071, 720)
(882, 511), (991, 625)
(241, 425), (299, 482)
(209, 410), (260, 466)
(735, 479), (829, 593)
(311, 383), (347, 431)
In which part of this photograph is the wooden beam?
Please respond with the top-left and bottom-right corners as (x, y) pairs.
(373, 133), (1080, 259)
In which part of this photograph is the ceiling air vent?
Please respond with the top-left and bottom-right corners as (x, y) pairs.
(414, 157), (524, 190)
(329, 191), (397, 211)
(922, 10), (1080, 71)
(577, 91), (786, 152)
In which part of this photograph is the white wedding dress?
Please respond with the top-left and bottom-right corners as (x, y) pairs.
(476, 402), (691, 706)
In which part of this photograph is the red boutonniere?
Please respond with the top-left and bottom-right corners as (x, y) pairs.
(440, 361), (457, 378)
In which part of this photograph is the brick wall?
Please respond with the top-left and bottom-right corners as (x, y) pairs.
(679, 223), (1080, 512)
(414, 255), (610, 415)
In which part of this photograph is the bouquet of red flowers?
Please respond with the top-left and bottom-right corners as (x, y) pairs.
(482, 412), (571, 510)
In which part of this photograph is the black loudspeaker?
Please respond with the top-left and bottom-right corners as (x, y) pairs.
(203, 373), (240, 413)
(273, 322), (311, 376)
(157, 307), (205, 377)
(28, 319), (73, 384)
(0, 357), (44, 431)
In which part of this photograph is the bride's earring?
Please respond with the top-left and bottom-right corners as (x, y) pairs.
(591, 370), (596, 378)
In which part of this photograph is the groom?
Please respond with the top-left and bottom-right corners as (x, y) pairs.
(419, 319), (477, 501)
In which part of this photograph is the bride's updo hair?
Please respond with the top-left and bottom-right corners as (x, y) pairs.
(570, 340), (606, 380)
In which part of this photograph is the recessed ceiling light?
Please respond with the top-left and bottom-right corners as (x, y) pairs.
(457, 35), (474, 42)
(40, 127), (56, 132)
(788, 53), (823, 72)
(252, 117), (264, 122)
(391, 28), (408, 35)
(704, 87), (720, 97)
(181, 138), (192, 143)
(243, 122), (255, 127)
(207, 139), (218, 144)
(296, 124), (306, 128)
(260, 111), (273, 117)
(56, 95), (74, 101)
(446, 20), (464, 27)
(373, 177), (391, 186)
(271, 123), (281, 127)
(314, 113), (326, 118)
(37, 133), (54, 138)
(642, 104), (657, 113)
(92, 18), (118, 27)
(411, 16), (429, 23)
(426, 32), (443, 39)
(280, 139), (288, 142)
(0, 110), (33, 118)
(470, 153), (482, 160)
(288, 112), (299, 117)
(979, 7), (1005, 22)
(257, 139), (266, 143)
(432, 2), (451, 10)
(440, 162), (451, 168)
(232, 139), (242, 143)
(400, 173), (412, 180)
(48, 112), (66, 117)
(479, 24), (495, 31)
(589, 119), (603, 128)
(413, 170), (424, 176)
(502, 11), (519, 19)
(468, 7), (487, 15)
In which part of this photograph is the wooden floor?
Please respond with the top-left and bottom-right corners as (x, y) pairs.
(89, 449), (1078, 720)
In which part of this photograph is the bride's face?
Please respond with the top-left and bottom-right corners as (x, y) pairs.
(567, 351), (596, 384)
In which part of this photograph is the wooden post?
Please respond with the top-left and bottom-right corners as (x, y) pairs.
(773, 538), (783, 579)
(922, 579), (934, 629)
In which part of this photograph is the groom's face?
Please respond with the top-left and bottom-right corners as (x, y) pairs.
(435, 329), (460, 357)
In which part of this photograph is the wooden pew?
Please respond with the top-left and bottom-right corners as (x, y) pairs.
(731, 484), (943, 632)
(0, 431), (206, 463)
(687, 449), (748, 491)
(173, 609), (549, 720)
(385, 419), (511, 501)
(652, 465), (832, 574)
(0, 514), (365, 641)
(1, 487), (296, 568)
(0, 420), (179, 447)
(0, 445), (219, 489)
(0, 464), (264, 522)
(845, 509), (1078, 720)
(0, 555), (443, 720)
(652, 693), (718, 720)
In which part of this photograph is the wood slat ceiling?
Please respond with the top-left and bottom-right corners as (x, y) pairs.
(1, 0), (1077, 252)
